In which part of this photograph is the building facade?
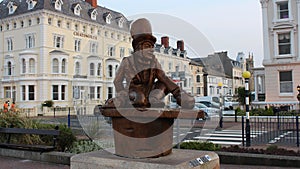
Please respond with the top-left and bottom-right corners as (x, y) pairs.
(0, 0), (132, 115)
(260, 0), (300, 109)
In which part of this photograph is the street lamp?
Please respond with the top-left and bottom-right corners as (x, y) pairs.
(218, 82), (223, 128)
(242, 71), (251, 147)
(297, 85), (300, 113)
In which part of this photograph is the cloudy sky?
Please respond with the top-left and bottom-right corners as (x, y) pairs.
(100, 0), (263, 67)
(0, 0), (263, 66)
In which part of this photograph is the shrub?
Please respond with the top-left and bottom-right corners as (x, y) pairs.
(56, 124), (76, 152)
(178, 141), (221, 151)
(42, 100), (54, 107)
(68, 140), (101, 154)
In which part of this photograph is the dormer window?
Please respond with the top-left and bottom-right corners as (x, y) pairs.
(53, 0), (63, 11)
(118, 17), (125, 28)
(91, 9), (98, 20)
(74, 4), (82, 16)
(105, 13), (112, 24)
(26, 0), (37, 10)
(7, 2), (17, 15)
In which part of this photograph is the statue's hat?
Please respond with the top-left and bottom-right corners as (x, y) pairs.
(130, 18), (157, 47)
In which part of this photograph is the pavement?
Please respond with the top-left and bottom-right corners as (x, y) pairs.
(0, 156), (69, 169)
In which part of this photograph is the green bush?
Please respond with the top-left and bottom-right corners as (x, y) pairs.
(42, 100), (54, 107)
(57, 124), (76, 152)
(178, 141), (221, 151)
(68, 140), (101, 154)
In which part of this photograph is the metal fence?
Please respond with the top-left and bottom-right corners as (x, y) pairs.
(242, 113), (300, 147)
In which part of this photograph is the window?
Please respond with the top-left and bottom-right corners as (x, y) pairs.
(74, 39), (81, 52)
(90, 63), (95, 76)
(22, 59), (26, 73)
(97, 30), (101, 36)
(118, 18), (124, 28)
(277, 1), (289, 19)
(48, 18), (52, 25)
(75, 24), (78, 31)
(21, 21), (24, 27)
(89, 87), (95, 99)
(52, 58), (59, 73)
(62, 59), (66, 73)
(7, 62), (12, 76)
(61, 85), (65, 100)
(108, 45), (115, 56)
(278, 32), (291, 55)
(8, 2), (16, 14)
(97, 86), (101, 99)
(90, 27), (94, 34)
(90, 42), (98, 54)
(28, 19), (32, 26)
(0, 25), (2, 31)
(75, 62), (80, 75)
(53, 85), (59, 100)
(66, 22), (70, 29)
(37, 18), (40, 24)
(120, 47), (125, 58)
(25, 34), (35, 48)
(7, 38), (13, 51)
(196, 75), (201, 83)
(29, 58), (35, 73)
(83, 26), (86, 33)
(74, 4), (82, 16)
(105, 31), (108, 37)
(28, 0), (33, 9)
(53, 35), (64, 48)
(6, 24), (9, 30)
(57, 20), (61, 27)
(22, 86), (26, 100)
(97, 63), (101, 76)
(105, 13), (112, 24)
(28, 85), (34, 100)
(108, 87), (113, 99)
(279, 71), (292, 93)
(91, 10), (97, 20)
(13, 22), (16, 29)
(197, 87), (201, 95)
(108, 65), (113, 77)
(111, 33), (114, 39)
(168, 62), (172, 70)
(54, 0), (63, 11)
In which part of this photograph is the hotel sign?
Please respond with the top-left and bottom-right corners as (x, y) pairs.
(73, 31), (97, 40)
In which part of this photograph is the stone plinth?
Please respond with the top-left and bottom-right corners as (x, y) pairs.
(101, 108), (204, 158)
(71, 149), (220, 169)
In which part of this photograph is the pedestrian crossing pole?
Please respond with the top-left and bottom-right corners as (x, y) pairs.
(243, 71), (251, 147)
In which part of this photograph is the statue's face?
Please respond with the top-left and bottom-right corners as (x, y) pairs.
(136, 40), (154, 60)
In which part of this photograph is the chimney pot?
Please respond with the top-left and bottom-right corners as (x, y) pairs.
(161, 36), (169, 48)
(86, 0), (97, 8)
(177, 40), (184, 51)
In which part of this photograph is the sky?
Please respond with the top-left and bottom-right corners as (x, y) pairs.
(0, 0), (264, 66)
(99, 0), (264, 67)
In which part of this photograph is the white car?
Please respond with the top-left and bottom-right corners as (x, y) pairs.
(194, 103), (220, 120)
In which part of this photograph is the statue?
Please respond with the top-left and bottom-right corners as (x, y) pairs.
(104, 18), (195, 109)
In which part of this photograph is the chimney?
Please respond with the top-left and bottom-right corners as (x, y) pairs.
(161, 36), (169, 48)
(86, 0), (97, 8)
(177, 40), (184, 51)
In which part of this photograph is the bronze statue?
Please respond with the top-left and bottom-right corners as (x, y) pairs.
(104, 18), (194, 109)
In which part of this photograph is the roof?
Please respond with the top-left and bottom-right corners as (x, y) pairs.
(0, 0), (130, 32)
(191, 51), (234, 77)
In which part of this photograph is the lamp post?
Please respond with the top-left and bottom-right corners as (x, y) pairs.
(297, 85), (300, 113)
(242, 71), (251, 147)
(218, 82), (223, 128)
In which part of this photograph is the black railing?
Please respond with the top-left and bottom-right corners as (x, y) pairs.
(242, 113), (300, 147)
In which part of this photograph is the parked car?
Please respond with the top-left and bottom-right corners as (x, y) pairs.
(194, 102), (219, 120)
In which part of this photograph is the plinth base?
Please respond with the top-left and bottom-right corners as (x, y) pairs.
(71, 149), (220, 169)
